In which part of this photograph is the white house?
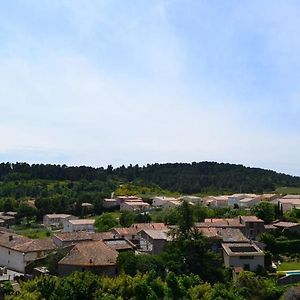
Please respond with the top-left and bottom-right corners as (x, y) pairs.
(239, 197), (260, 208)
(43, 214), (77, 229)
(63, 219), (95, 233)
(0, 231), (56, 273)
(222, 242), (264, 271)
(152, 197), (178, 207)
(120, 201), (150, 212)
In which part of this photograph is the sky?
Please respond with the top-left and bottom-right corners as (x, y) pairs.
(1, 0), (300, 175)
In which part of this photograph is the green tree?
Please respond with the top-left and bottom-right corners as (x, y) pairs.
(17, 203), (37, 225)
(119, 211), (135, 227)
(251, 201), (275, 224)
(95, 213), (118, 232)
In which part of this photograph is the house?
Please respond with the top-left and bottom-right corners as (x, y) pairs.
(238, 216), (265, 239)
(0, 214), (15, 227)
(162, 200), (182, 209)
(111, 223), (167, 244)
(120, 201), (150, 212)
(228, 194), (259, 207)
(0, 231), (56, 273)
(272, 221), (300, 235)
(198, 218), (245, 230)
(43, 214), (77, 229)
(180, 196), (203, 205)
(276, 198), (300, 212)
(116, 196), (143, 205)
(103, 198), (119, 209)
(205, 196), (229, 208)
(222, 242), (264, 271)
(152, 197), (178, 207)
(239, 197), (261, 208)
(58, 241), (118, 276)
(138, 229), (172, 254)
(103, 238), (136, 252)
(63, 219), (95, 233)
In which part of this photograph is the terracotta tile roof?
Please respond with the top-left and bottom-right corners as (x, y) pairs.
(58, 241), (118, 267)
(130, 223), (167, 231)
(202, 218), (244, 227)
(0, 231), (56, 252)
(112, 223), (167, 237)
(54, 231), (115, 242)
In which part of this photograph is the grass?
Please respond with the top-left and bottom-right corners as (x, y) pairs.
(277, 262), (300, 271)
(12, 224), (52, 239)
(275, 187), (300, 194)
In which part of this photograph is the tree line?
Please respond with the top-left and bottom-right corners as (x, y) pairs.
(1, 161), (300, 194)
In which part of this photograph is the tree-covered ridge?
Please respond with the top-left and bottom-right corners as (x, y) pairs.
(1, 161), (300, 194)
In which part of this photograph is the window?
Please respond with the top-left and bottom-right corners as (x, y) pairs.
(244, 264), (250, 271)
(8, 250), (10, 255)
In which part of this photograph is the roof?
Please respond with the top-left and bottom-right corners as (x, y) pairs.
(111, 227), (139, 236)
(103, 239), (135, 251)
(0, 215), (15, 221)
(54, 231), (115, 242)
(68, 219), (95, 225)
(198, 227), (249, 242)
(240, 216), (264, 223)
(202, 218), (244, 228)
(131, 223), (167, 231)
(0, 231), (56, 253)
(282, 195), (300, 199)
(153, 196), (178, 201)
(58, 241), (118, 267)
(112, 223), (167, 237)
(81, 203), (93, 207)
(122, 201), (150, 206)
(273, 221), (300, 228)
(219, 228), (249, 243)
(222, 243), (264, 256)
(140, 229), (172, 241)
(45, 214), (73, 219)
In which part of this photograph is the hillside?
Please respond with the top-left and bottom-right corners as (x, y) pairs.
(0, 161), (300, 194)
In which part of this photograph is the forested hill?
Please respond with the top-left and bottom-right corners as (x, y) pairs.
(0, 162), (299, 194)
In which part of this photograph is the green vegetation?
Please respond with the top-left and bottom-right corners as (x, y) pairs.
(278, 262), (300, 271)
(94, 213), (119, 232)
(14, 227), (52, 239)
(7, 270), (285, 300)
(275, 186), (300, 194)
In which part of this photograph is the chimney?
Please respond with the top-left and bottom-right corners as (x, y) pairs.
(8, 235), (13, 242)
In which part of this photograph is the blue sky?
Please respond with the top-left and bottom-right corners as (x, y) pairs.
(1, 0), (300, 175)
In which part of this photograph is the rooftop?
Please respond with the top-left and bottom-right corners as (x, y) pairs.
(222, 243), (264, 256)
(58, 241), (118, 267)
(140, 229), (172, 241)
(122, 201), (150, 206)
(240, 216), (264, 223)
(0, 231), (56, 253)
(45, 214), (73, 219)
(68, 219), (95, 225)
(273, 221), (300, 228)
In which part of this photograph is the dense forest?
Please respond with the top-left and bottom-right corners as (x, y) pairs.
(0, 161), (300, 194)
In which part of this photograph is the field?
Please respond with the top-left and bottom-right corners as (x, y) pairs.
(277, 262), (300, 271)
(275, 187), (300, 194)
(11, 224), (53, 239)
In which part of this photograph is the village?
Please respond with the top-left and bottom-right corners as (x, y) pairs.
(1, 192), (300, 293)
